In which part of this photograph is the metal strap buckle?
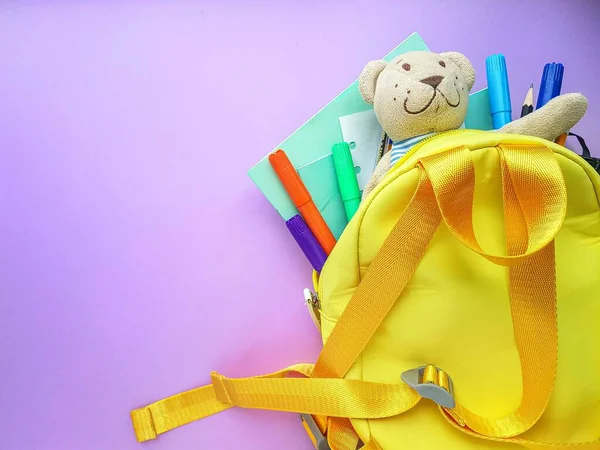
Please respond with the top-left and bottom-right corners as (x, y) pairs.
(300, 414), (330, 450)
(401, 365), (456, 408)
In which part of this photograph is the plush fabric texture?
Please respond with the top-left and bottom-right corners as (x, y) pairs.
(359, 51), (474, 143)
(359, 50), (589, 199)
(499, 93), (588, 141)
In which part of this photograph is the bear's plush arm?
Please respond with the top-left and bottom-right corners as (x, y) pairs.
(499, 93), (588, 141)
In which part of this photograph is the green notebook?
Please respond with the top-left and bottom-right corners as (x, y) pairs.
(247, 33), (492, 239)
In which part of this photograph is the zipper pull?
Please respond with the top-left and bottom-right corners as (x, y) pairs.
(303, 288), (321, 331)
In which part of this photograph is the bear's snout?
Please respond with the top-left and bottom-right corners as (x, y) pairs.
(420, 76), (444, 89)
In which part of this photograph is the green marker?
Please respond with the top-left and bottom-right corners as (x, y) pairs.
(332, 142), (361, 221)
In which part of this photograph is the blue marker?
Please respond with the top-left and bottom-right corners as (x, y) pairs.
(537, 63), (564, 108)
(486, 54), (512, 129)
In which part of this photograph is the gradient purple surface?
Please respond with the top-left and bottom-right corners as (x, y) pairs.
(1, 2), (599, 449)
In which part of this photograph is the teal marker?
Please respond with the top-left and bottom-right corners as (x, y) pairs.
(332, 142), (361, 221)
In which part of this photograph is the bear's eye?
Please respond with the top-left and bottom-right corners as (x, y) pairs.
(402, 63), (411, 71)
(439, 61), (446, 68)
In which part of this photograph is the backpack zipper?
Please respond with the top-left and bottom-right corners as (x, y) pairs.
(304, 288), (322, 330)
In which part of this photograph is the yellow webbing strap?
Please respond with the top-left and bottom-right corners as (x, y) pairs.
(211, 368), (419, 418)
(312, 169), (441, 379)
(131, 364), (310, 442)
(420, 145), (561, 438)
(441, 408), (600, 449)
(422, 145), (566, 266)
(440, 146), (598, 447)
(327, 417), (362, 450)
(327, 417), (382, 450)
(447, 241), (558, 437)
(130, 383), (231, 442)
(131, 362), (419, 444)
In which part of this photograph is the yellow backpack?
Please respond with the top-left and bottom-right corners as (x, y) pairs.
(130, 130), (600, 449)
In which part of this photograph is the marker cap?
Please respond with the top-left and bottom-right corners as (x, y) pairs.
(332, 143), (361, 203)
(268, 150), (310, 207)
(286, 215), (327, 272)
(486, 54), (512, 129)
(537, 63), (564, 109)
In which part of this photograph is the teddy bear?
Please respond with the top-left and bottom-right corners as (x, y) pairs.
(359, 50), (588, 197)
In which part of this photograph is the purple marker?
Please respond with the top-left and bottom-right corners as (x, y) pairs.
(286, 215), (327, 272)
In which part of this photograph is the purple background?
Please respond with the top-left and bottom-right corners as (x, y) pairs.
(1, 1), (599, 449)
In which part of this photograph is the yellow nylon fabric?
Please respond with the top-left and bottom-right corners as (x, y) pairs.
(450, 242), (558, 437)
(313, 170), (442, 379)
(361, 439), (383, 450)
(318, 135), (599, 447)
(419, 145), (560, 438)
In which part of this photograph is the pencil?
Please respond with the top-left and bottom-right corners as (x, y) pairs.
(520, 83), (534, 118)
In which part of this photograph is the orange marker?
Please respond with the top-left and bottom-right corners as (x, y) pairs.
(269, 149), (336, 254)
(556, 133), (568, 146)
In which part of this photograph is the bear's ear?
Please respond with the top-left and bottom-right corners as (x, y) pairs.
(440, 52), (475, 91)
(358, 60), (387, 104)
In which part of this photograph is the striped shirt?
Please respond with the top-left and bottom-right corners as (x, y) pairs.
(389, 132), (435, 166)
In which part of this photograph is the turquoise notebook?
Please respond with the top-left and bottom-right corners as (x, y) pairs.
(247, 33), (492, 238)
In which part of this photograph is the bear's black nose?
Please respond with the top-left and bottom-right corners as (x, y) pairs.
(420, 76), (444, 89)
